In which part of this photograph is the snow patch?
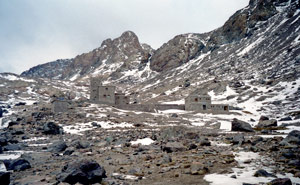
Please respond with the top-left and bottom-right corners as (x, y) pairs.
(130, 138), (155, 146)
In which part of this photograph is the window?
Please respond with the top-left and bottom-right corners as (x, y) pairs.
(195, 98), (198, 102)
(224, 106), (228, 111)
(203, 105), (207, 110)
(103, 95), (106, 98)
(105, 88), (108, 90)
(207, 98), (210, 100)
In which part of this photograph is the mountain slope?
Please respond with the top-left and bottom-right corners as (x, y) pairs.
(21, 31), (156, 83)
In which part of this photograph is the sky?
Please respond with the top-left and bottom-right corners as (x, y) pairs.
(0, 0), (249, 74)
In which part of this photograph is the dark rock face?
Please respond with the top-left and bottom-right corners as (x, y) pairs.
(231, 118), (254, 132)
(268, 178), (292, 185)
(6, 158), (31, 171)
(43, 122), (63, 135)
(48, 141), (67, 153)
(162, 142), (186, 153)
(0, 172), (10, 185)
(57, 159), (106, 185)
(150, 33), (206, 72)
(0, 145), (2, 154)
(207, 0), (278, 49)
(0, 107), (2, 117)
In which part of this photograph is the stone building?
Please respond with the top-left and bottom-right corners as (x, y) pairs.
(185, 93), (229, 112)
(185, 94), (212, 111)
(90, 78), (129, 105)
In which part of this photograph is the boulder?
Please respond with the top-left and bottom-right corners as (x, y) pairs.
(232, 134), (245, 145)
(171, 113), (178, 118)
(267, 178), (292, 185)
(279, 116), (292, 121)
(259, 116), (269, 122)
(190, 163), (208, 175)
(254, 169), (276, 178)
(6, 158), (31, 171)
(3, 144), (22, 151)
(231, 118), (254, 132)
(15, 102), (26, 106)
(257, 119), (277, 128)
(0, 172), (10, 185)
(71, 140), (90, 149)
(282, 130), (300, 145)
(57, 159), (106, 184)
(43, 122), (63, 135)
(0, 136), (8, 146)
(199, 138), (211, 146)
(162, 142), (186, 153)
(48, 140), (67, 153)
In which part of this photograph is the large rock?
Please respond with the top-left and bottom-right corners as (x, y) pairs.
(256, 119), (278, 128)
(3, 144), (22, 151)
(48, 140), (67, 153)
(57, 159), (106, 184)
(43, 122), (63, 135)
(254, 169), (276, 177)
(267, 178), (292, 185)
(71, 139), (90, 149)
(231, 118), (254, 132)
(282, 130), (300, 145)
(5, 158), (31, 171)
(0, 172), (10, 185)
(162, 142), (186, 153)
(0, 136), (8, 146)
(232, 134), (245, 145)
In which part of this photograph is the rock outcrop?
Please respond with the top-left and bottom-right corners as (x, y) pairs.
(150, 33), (206, 72)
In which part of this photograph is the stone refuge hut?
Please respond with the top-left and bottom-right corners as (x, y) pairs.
(185, 93), (229, 113)
(90, 77), (130, 106)
(90, 78), (229, 113)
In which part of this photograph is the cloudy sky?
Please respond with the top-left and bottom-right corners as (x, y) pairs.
(0, 0), (249, 74)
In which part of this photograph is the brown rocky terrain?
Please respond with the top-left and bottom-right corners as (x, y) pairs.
(2, 0), (300, 184)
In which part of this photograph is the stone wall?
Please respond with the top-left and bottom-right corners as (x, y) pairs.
(211, 104), (229, 112)
(98, 86), (116, 105)
(116, 104), (185, 112)
(115, 93), (130, 105)
(90, 78), (102, 101)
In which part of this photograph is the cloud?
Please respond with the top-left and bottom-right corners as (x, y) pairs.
(0, 0), (249, 74)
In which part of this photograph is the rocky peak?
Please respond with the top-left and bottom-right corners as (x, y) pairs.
(150, 33), (207, 72)
(21, 59), (73, 79)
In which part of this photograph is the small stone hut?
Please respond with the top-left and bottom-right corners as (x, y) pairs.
(185, 93), (229, 112)
(90, 78), (130, 105)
